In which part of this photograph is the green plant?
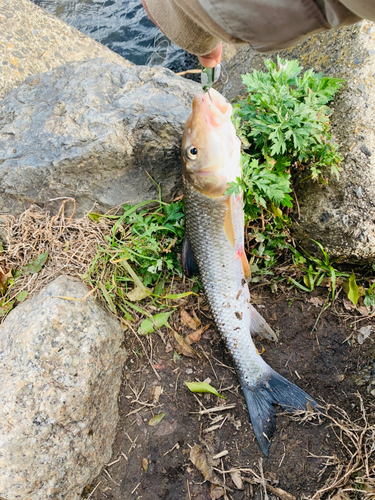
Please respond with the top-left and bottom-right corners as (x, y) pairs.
(86, 197), (193, 325)
(226, 56), (344, 282)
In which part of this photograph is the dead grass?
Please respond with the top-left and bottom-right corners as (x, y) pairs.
(288, 394), (375, 499)
(0, 200), (113, 325)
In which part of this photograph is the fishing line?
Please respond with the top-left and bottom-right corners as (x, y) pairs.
(148, 34), (170, 65)
(220, 63), (228, 84)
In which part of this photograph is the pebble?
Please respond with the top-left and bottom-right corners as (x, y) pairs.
(360, 144), (372, 156)
(354, 186), (363, 198)
(186, 368), (193, 374)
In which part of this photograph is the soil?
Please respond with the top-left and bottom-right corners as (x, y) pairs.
(85, 287), (374, 500)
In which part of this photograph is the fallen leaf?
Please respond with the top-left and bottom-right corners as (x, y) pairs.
(119, 257), (153, 301)
(154, 419), (178, 436)
(210, 484), (225, 499)
(127, 285), (151, 302)
(180, 309), (198, 330)
(306, 297), (323, 307)
(138, 311), (173, 335)
(173, 331), (198, 358)
(187, 324), (211, 343)
(142, 458), (148, 472)
(343, 298), (355, 311)
(0, 269), (12, 294)
(0, 300), (14, 317)
(151, 386), (163, 403)
(357, 305), (369, 316)
(230, 470), (243, 490)
(153, 363), (166, 371)
(22, 252), (48, 275)
(165, 341), (173, 353)
(149, 413), (166, 426)
(190, 445), (223, 486)
(191, 309), (202, 328)
(357, 326), (373, 345)
(347, 271), (359, 306)
(185, 381), (226, 399)
(135, 412), (144, 427)
(16, 290), (28, 303)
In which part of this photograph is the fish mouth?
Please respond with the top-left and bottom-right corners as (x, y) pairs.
(192, 88), (232, 128)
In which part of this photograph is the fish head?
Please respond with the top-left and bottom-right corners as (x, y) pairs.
(182, 88), (241, 198)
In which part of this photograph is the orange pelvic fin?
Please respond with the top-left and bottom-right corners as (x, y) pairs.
(235, 245), (251, 281)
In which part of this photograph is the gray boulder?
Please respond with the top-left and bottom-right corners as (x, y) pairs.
(0, 275), (126, 500)
(218, 21), (375, 263)
(0, 0), (129, 99)
(0, 58), (199, 217)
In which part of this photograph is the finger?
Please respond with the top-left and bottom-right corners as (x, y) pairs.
(198, 42), (222, 68)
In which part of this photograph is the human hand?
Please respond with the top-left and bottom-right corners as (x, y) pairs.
(141, 0), (222, 68)
(198, 42), (222, 68)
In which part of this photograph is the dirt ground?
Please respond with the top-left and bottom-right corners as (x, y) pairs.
(83, 286), (375, 500)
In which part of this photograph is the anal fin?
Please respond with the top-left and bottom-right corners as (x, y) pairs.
(250, 304), (278, 342)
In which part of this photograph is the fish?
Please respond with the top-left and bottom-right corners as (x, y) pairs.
(181, 88), (316, 456)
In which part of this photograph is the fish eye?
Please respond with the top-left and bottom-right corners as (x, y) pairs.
(185, 145), (198, 161)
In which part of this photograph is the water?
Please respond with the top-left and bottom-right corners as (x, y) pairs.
(32, 0), (198, 72)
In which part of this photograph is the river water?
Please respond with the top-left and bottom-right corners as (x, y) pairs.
(32, 0), (198, 72)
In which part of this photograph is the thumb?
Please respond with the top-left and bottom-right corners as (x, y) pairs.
(198, 42), (222, 68)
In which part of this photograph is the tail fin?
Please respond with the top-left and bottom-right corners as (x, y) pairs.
(242, 368), (316, 456)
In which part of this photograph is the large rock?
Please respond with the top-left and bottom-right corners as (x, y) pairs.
(0, 0), (129, 99)
(0, 276), (126, 499)
(0, 58), (199, 217)
(219, 21), (375, 263)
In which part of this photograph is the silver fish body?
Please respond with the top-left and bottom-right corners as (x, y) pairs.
(183, 178), (316, 455)
(184, 179), (265, 383)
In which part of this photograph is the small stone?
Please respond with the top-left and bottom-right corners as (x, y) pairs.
(186, 368), (193, 374)
(354, 186), (363, 198)
(354, 57), (361, 64)
(320, 211), (330, 222)
(357, 84), (366, 93)
(371, 389), (375, 397)
(360, 144), (372, 156)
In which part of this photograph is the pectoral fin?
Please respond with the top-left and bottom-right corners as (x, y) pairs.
(182, 235), (199, 278)
(250, 304), (278, 342)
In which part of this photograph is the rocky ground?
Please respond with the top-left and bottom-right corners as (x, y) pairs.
(84, 286), (374, 500)
(1, 205), (374, 500)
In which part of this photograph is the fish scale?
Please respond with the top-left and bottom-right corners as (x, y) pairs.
(183, 178), (265, 385)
